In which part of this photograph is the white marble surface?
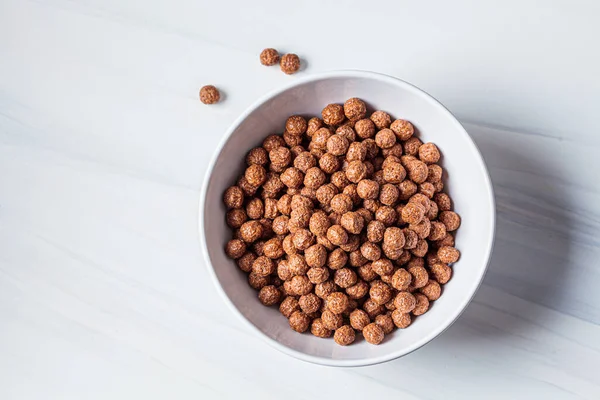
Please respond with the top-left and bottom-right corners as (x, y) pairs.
(1, 0), (600, 398)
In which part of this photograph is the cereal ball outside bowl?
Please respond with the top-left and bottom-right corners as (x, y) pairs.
(200, 71), (495, 367)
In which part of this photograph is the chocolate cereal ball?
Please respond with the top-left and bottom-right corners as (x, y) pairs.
(375, 314), (395, 334)
(355, 118), (376, 139)
(330, 193), (353, 214)
(258, 285), (281, 306)
(226, 209), (247, 229)
(366, 220), (386, 243)
(303, 167), (326, 189)
(279, 296), (300, 318)
(199, 85), (220, 104)
(223, 186), (244, 209)
(391, 310), (412, 329)
(390, 119), (414, 140)
(370, 280), (393, 305)
(434, 193), (452, 211)
(356, 179), (379, 200)
(412, 293), (430, 315)
(340, 211), (364, 234)
(305, 244), (327, 268)
(248, 272), (270, 290)
(345, 161), (367, 183)
(334, 325), (356, 346)
(263, 237), (284, 259)
(236, 252), (256, 272)
(286, 115), (307, 136)
(311, 318), (332, 338)
(319, 153), (341, 174)
(342, 184), (361, 206)
(371, 258), (394, 276)
(339, 234), (360, 252)
(375, 128), (396, 149)
(269, 146), (292, 168)
(420, 279), (442, 301)
(370, 111), (391, 130)
(346, 280), (369, 299)
(321, 310), (344, 330)
(401, 203), (425, 225)
(308, 211), (330, 237)
(239, 220), (263, 243)
(327, 248), (348, 270)
(394, 292), (417, 313)
(280, 167), (304, 189)
(334, 268), (358, 288)
(430, 262), (452, 284)
(246, 147), (269, 166)
(382, 162), (406, 184)
(225, 239), (246, 259)
(251, 255), (275, 277)
(315, 280), (336, 299)
(260, 48), (280, 66)
(327, 292), (349, 314)
(280, 53), (300, 74)
(343, 97), (367, 121)
(322, 104), (345, 126)
(438, 246), (460, 264)
(307, 117), (323, 137)
(289, 275), (313, 296)
(327, 225), (348, 246)
(289, 310), (310, 332)
(391, 268), (412, 291)
(262, 134), (285, 152)
(439, 211), (461, 231)
(363, 323), (385, 345)
(245, 198), (264, 220)
(272, 216), (290, 235)
(379, 184), (399, 206)
(307, 267), (330, 284)
(398, 180), (418, 201)
(418, 142), (440, 164)
(375, 206), (397, 226)
(407, 160), (428, 184)
(408, 265), (429, 289)
(346, 142), (367, 162)
(327, 134), (350, 156)
(299, 293), (321, 314)
(292, 229), (315, 251)
(360, 242), (381, 261)
(336, 125), (356, 142)
(245, 164), (267, 187)
(349, 309), (370, 330)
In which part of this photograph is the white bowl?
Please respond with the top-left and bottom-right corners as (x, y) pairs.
(199, 70), (495, 367)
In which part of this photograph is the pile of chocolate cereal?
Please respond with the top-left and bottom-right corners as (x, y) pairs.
(222, 98), (460, 346)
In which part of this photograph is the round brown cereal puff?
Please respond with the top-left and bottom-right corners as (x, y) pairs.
(383, 226), (405, 249)
(358, 263), (378, 282)
(289, 275), (313, 296)
(394, 292), (416, 313)
(428, 221), (446, 242)
(375, 128), (396, 149)
(356, 179), (379, 200)
(401, 203), (425, 225)
(343, 97), (367, 121)
(226, 209), (247, 229)
(404, 137), (423, 156)
(410, 219), (431, 240)
(260, 48), (280, 66)
(280, 167), (304, 189)
(397, 181), (417, 201)
(379, 184), (399, 206)
(327, 225), (349, 246)
(334, 325), (356, 346)
(396, 250), (412, 266)
(370, 111), (392, 130)
(236, 252), (256, 272)
(327, 134), (350, 156)
(436, 233), (455, 248)
(327, 292), (349, 314)
(290, 194), (313, 211)
(272, 216), (290, 235)
(426, 166), (443, 185)
(287, 253), (308, 276)
(315, 280), (336, 299)
(258, 285), (281, 306)
(199, 85), (220, 104)
(390, 119), (414, 140)
(419, 181), (435, 199)
(308, 211), (329, 237)
(223, 186), (244, 209)
(375, 314), (395, 334)
(434, 193), (452, 211)
(319, 153), (341, 174)
(303, 243), (326, 268)
(307, 117), (323, 137)
(304, 167), (326, 189)
(438, 246), (460, 263)
(280, 53), (300, 74)
(277, 259), (292, 280)
(363, 138), (379, 159)
(292, 229), (315, 251)
(245, 164), (267, 187)
(245, 198), (264, 220)
(299, 293), (321, 314)
(263, 237), (284, 259)
(345, 161), (367, 183)
(355, 118), (376, 139)
(343, 184), (361, 206)
(289, 310), (310, 332)
(391, 310), (412, 328)
(320, 310), (343, 330)
(439, 211), (461, 231)
(370, 280), (393, 305)
(292, 152), (315, 174)
(363, 298), (385, 320)
(276, 194), (292, 215)
(330, 193), (353, 214)
(382, 162), (406, 184)
(426, 201), (439, 221)
(360, 241), (381, 261)
(336, 125), (356, 142)
(251, 255), (275, 276)
(264, 198), (279, 219)
(248, 272), (270, 290)
(340, 211), (364, 234)
(349, 309), (370, 330)
(367, 220), (386, 243)
(371, 258), (394, 276)
(285, 116), (307, 136)
(314, 184), (337, 206)
(333, 268), (357, 289)
(322, 104), (345, 126)
(411, 239), (428, 257)
(391, 268), (412, 291)
(310, 318), (332, 338)
(307, 266), (330, 284)
(407, 160), (428, 184)
(383, 242), (404, 260)
(346, 280), (369, 299)
(382, 143), (403, 158)
(412, 293), (430, 316)
(420, 279), (442, 301)
(330, 171), (350, 190)
(346, 142), (367, 162)
(408, 265), (429, 289)
(418, 142), (440, 164)
(349, 249), (368, 267)
(225, 239), (246, 259)
(363, 322), (385, 345)
(246, 147), (269, 166)
(375, 206), (397, 226)
(430, 262), (452, 284)
(317, 234), (335, 251)
(339, 234), (360, 252)
(262, 134), (285, 151)
(311, 127), (333, 150)
(407, 256), (425, 270)
(279, 296), (300, 318)
(239, 220), (264, 243)
(252, 240), (266, 256)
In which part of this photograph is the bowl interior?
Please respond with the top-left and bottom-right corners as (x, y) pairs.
(201, 72), (494, 366)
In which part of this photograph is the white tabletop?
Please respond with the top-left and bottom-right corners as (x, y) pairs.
(1, 1), (599, 399)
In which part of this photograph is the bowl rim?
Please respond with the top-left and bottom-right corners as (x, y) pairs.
(199, 70), (496, 367)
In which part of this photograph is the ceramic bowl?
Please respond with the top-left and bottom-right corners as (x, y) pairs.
(199, 70), (495, 367)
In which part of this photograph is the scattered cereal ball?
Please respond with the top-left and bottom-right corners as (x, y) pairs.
(263, 237), (284, 259)
(363, 322), (385, 345)
(355, 118), (376, 139)
(315, 280), (337, 299)
(334, 268), (358, 288)
(236, 252), (256, 272)
(272, 216), (289, 235)
(280, 53), (300, 74)
(269, 147), (292, 168)
(346, 280), (369, 299)
(280, 167), (304, 188)
(382, 162), (406, 184)
(260, 48), (280, 66)
(346, 142), (367, 162)
(382, 243), (404, 261)
(412, 293), (430, 316)
(420, 279), (442, 301)
(401, 203), (425, 225)
(360, 242), (381, 261)
(307, 117), (324, 137)
(311, 128), (333, 150)
(371, 258), (394, 276)
(282, 235), (297, 255)
(336, 125), (356, 141)
(363, 298), (385, 320)
(262, 134), (285, 152)
(327, 225), (348, 246)
(290, 194), (313, 211)
(394, 292), (416, 313)
(244, 198), (263, 220)
(419, 182), (436, 199)
(329, 193), (352, 214)
(289, 209), (310, 232)
(289, 275), (313, 296)
(327, 134), (350, 156)
(319, 153), (341, 174)
(382, 143), (403, 158)
(402, 228), (419, 250)
(408, 265), (429, 289)
(282, 130), (301, 147)
(370, 280), (393, 305)
(310, 318), (332, 338)
(397, 181), (417, 202)
(348, 310), (370, 332)
(264, 198), (279, 219)
(434, 193), (452, 211)
(363, 138), (379, 159)
(391, 310), (412, 329)
(408, 256), (425, 269)
(291, 153), (315, 175)
(302, 167), (325, 189)
(410, 219), (431, 240)
(437, 246), (460, 264)
(251, 255), (275, 277)
(327, 292), (349, 314)
(298, 293), (321, 314)
(366, 220), (386, 243)
(334, 325), (356, 346)
(330, 171), (350, 190)
(340, 211), (364, 234)
(439, 211), (461, 231)
(406, 160), (428, 184)
(277, 194), (293, 215)
(226, 209), (247, 229)
(430, 262), (452, 284)
(307, 267), (330, 284)
(345, 161), (367, 183)
(239, 220), (264, 243)
(436, 233), (455, 248)
(390, 119), (414, 141)
(426, 201), (439, 221)
(315, 185), (338, 208)
(370, 110), (391, 129)
(428, 221), (446, 242)
(396, 250), (412, 266)
(286, 254), (307, 276)
(307, 211), (329, 237)
(248, 272), (270, 290)
(375, 129), (396, 149)
(339, 234), (360, 252)
(319, 310), (342, 331)
(291, 229), (314, 251)
(303, 244), (326, 268)
(343, 184), (361, 206)
(375, 314), (395, 334)
(289, 310), (310, 332)
(246, 147), (268, 166)
(245, 164), (267, 187)
(279, 296), (300, 318)
(258, 285), (281, 306)
(357, 263), (377, 282)
(199, 85), (220, 104)
(237, 176), (259, 197)
(343, 97), (367, 121)
(356, 179), (379, 200)
(225, 239), (246, 259)
(252, 240), (266, 256)
(379, 184), (399, 206)
(418, 143), (440, 164)
(375, 206), (397, 226)
(223, 186), (244, 209)
(411, 239), (428, 257)
(286, 115), (308, 136)
(322, 104), (345, 126)
(327, 248), (348, 270)
(427, 164), (443, 183)
(391, 268), (412, 291)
